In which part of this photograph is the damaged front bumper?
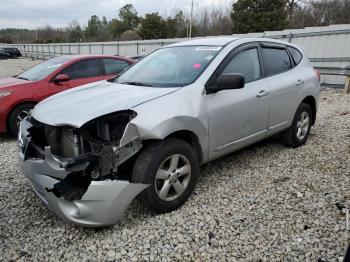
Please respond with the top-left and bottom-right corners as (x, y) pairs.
(18, 118), (148, 227)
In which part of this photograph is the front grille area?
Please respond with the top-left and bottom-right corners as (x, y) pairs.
(27, 118), (82, 159)
(27, 118), (58, 153)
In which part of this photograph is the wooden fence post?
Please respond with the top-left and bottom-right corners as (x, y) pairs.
(344, 76), (350, 94)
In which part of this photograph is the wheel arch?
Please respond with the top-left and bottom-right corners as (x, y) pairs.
(6, 101), (37, 132)
(164, 130), (204, 164)
(141, 130), (204, 164)
(300, 95), (317, 125)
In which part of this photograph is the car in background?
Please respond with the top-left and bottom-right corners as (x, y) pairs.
(0, 55), (134, 136)
(0, 47), (22, 58)
(0, 48), (10, 60)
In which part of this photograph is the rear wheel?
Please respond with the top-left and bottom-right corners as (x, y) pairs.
(281, 103), (312, 148)
(131, 138), (199, 213)
(8, 103), (35, 137)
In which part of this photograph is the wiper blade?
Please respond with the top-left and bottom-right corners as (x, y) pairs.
(120, 81), (154, 87)
(16, 76), (29, 81)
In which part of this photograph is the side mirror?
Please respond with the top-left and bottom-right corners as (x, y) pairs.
(206, 73), (245, 94)
(53, 74), (70, 83)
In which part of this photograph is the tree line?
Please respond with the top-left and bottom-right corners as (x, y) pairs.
(1, 0), (349, 44)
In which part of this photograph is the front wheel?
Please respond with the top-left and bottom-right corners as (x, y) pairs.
(8, 103), (35, 137)
(131, 138), (199, 213)
(281, 103), (312, 148)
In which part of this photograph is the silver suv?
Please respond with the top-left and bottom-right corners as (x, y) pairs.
(18, 37), (320, 226)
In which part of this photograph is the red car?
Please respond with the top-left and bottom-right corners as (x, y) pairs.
(0, 55), (134, 136)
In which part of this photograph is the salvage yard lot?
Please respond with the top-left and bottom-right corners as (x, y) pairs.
(0, 58), (349, 261)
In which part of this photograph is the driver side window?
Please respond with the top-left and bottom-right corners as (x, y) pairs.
(221, 48), (261, 83)
(62, 59), (102, 80)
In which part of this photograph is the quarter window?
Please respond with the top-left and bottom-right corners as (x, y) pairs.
(287, 46), (303, 65)
(262, 48), (292, 76)
(221, 48), (261, 83)
(103, 59), (130, 75)
(62, 59), (102, 79)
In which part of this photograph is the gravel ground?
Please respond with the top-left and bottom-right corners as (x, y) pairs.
(0, 59), (350, 261)
(0, 58), (40, 78)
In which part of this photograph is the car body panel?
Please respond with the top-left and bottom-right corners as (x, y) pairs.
(0, 77), (33, 88)
(32, 81), (179, 127)
(205, 78), (270, 160)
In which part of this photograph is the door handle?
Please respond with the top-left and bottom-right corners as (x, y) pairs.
(296, 79), (304, 86)
(256, 90), (269, 98)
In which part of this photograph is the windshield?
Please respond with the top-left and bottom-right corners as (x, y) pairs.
(17, 57), (71, 81)
(117, 45), (222, 87)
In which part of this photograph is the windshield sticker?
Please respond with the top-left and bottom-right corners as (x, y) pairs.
(195, 46), (222, 52)
(193, 63), (202, 69)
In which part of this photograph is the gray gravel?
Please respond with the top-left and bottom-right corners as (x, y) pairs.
(1, 59), (350, 261)
(0, 58), (40, 78)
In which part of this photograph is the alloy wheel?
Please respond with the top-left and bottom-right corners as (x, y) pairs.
(155, 154), (191, 201)
(296, 111), (310, 140)
(16, 110), (30, 127)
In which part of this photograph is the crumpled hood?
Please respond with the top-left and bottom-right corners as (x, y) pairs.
(32, 80), (179, 127)
(0, 77), (33, 88)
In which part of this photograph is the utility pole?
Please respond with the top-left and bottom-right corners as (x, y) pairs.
(189, 0), (194, 38)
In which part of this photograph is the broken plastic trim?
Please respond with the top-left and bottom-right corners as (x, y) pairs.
(47, 173), (92, 201)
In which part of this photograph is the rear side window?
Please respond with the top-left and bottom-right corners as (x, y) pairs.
(262, 48), (292, 76)
(103, 59), (130, 75)
(62, 59), (102, 79)
(287, 46), (303, 65)
(222, 48), (261, 83)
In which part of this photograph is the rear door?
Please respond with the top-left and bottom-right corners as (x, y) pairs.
(260, 43), (304, 134)
(102, 58), (131, 77)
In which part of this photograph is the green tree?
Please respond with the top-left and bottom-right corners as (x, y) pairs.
(139, 13), (167, 39)
(119, 4), (139, 30)
(67, 20), (83, 42)
(165, 17), (178, 38)
(108, 19), (126, 39)
(231, 0), (288, 33)
(84, 15), (110, 41)
(174, 11), (187, 37)
(85, 15), (102, 39)
(109, 4), (139, 40)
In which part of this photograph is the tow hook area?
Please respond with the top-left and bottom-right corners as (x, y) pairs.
(46, 173), (92, 201)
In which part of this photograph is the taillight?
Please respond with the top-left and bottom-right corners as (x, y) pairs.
(313, 68), (321, 81)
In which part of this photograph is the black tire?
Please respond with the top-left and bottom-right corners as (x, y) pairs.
(131, 138), (199, 213)
(281, 103), (313, 148)
(8, 103), (35, 137)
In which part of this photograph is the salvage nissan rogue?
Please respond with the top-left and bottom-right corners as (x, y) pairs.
(18, 37), (320, 226)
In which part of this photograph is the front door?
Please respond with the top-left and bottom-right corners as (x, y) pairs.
(205, 44), (270, 159)
(46, 58), (106, 98)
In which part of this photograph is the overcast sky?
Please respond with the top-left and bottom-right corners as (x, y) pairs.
(0, 0), (231, 29)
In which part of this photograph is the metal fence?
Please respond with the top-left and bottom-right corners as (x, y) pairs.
(2, 24), (350, 87)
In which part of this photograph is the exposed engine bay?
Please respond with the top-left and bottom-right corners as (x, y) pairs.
(21, 110), (142, 201)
